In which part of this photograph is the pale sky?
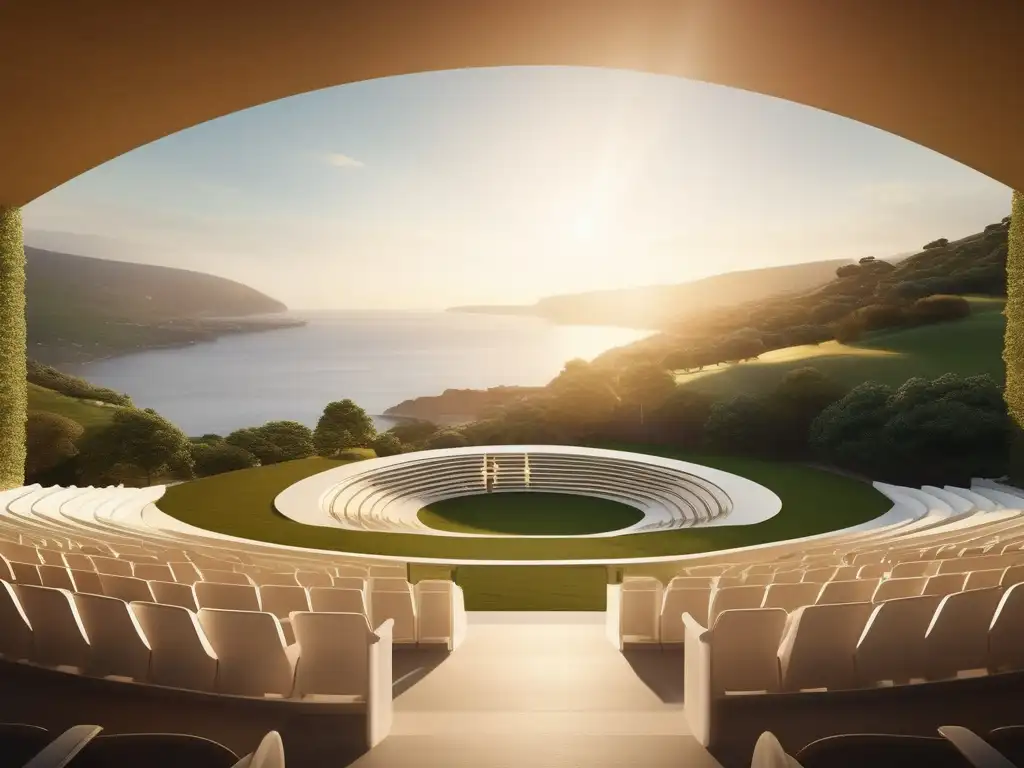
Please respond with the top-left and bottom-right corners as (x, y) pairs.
(23, 66), (1011, 311)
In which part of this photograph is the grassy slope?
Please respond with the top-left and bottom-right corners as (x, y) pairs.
(158, 449), (889, 609)
(27, 382), (119, 431)
(676, 297), (1005, 398)
(419, 492), (644, 536)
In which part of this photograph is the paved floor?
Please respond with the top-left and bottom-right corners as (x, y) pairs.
(349, 612), (721, 768)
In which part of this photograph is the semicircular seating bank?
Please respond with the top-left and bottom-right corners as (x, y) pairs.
(0, 474), (1024, 765)
(275, 445), (782, 537)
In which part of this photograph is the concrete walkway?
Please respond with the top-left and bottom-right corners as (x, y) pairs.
(350, 612), (722, 768)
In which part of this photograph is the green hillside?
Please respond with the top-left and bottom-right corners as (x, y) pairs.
(27, 383), (121, 432)
(676, 297), (1005, 397)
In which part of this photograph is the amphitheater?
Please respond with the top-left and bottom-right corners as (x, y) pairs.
(3, 465), (1024, 766)
(275, 445), (782, 537)
(4, 1), (1024, 766)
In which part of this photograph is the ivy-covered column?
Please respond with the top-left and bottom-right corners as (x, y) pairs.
(1005, 191), (1024, 483)
(0, 207), (26, 489)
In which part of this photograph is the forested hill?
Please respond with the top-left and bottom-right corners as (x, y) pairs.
(26, 247), (286, 320)
(449, 258), (852, 329)
(26, 248), (302, 366)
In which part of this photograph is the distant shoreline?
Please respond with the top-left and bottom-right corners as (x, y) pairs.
(47, 315), (308, 372)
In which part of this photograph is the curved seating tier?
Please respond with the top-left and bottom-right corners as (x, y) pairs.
(275, 444), (783, 537)
(602, 478), (1024, 764)
(0, 482), (468, 763)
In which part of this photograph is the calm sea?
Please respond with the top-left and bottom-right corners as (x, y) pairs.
(68, 311), (651, 436)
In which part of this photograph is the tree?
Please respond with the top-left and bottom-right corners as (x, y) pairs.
(77, 408), (193, 486)
(226, 421), (314, 465)
(547, 359), (620, 425)
(923, 237), (949, 249)
(617, 363), (677, 413)
(768, 368), (848, 457)
(424, 429), (468, 449)
(836, 263), (862, 278)
(648, 388), (715, 448)
(190, 442), (259, 477)
(371, 433), (403, 457)
(314, 399), (376, 457)
(386, 419), (439, 446)
(25, 411), (84, 480)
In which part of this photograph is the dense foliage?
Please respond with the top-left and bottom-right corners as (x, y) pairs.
(27, 359), (131, 406)
(313, 399), (376, 457)
(0, 207), (26, 489)
(25, 411), (84, 480)
(76, 408), (194, 486)
(226, 421), (315, 465)
(1006, 193), (1024, 482)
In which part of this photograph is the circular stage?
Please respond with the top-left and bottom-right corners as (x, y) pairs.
(274, 445), (782, 538)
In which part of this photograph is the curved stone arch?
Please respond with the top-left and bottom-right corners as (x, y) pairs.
(0, 0), (1023, 205)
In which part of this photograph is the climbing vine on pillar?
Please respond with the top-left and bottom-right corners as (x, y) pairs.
(0, 207), (26, 489)
(1004, 191), (1024, 482)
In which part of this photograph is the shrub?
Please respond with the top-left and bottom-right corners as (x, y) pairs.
(909, 294), (971, 325)
(923, 237), (949, 249)
(836, 264), (862, 278)
(26, 359), (131, 406)
(424, 430), (469, 449)
(226, 421), (314, 465)
(190, 442), (259, 477)
(25, 411), (84, 480)
(370, 433), (403, 457)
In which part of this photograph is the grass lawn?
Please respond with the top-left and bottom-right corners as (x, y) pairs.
(158, 447), (890, 610)
(419, 492), (644, 536)
(27, 382), (120, 432)
(677, 297), (1005, 398)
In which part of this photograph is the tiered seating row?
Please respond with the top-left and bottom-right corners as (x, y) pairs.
(292, 445), (759, 537)
(0, 483), (469, 752)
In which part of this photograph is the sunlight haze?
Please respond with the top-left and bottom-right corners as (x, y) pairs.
(23, 66), (1011, 310)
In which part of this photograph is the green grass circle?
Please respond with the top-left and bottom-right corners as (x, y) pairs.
(417, 492), (645, 536)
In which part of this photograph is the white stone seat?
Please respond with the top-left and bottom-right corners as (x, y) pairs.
(38, 564), (75, 591)
(12, 583), (90, 672)
(258, 572), (300, 587)
(200, 569), (253, 586)
(289, 611), (392, 703)
(872, 576), (926, 602)
(68, 569), (104, 596)
(62, 552), (95, 571)
(708, 585), (766, 627)
(891, 560), (941, 579)
(925, 587), (1003, 680)
(129, 602), (218, 692)
(816, 579), (879, 605)
(335, 565), (369, 579)
(0, 541), (41, 563)
(0, 580), (33, 661)
(9, 561), (41, 585)
(964, 568), (1005, 590)
(147, 580), (199, 611)
(660, 588), (711, 643)
(801, 567), (838, 583)
(778, 601), (874, 692)
(73, 593), (151, 682)
(769, 569), (805, 584)
(666, 576), (714, 590)
(90, 556), (133, 577)
(309, 587), (367, 614)
(922, 573), (969, 596)
(168, 561), (203, 584)
(295, 570), (333, 588)
(618, 577), (662, 644)
(415, 579), (461, 646)
(369, 579), (417, 644)
(37, 548), (65, 566)
(132, 563), (174, 582)
(196, 608), (297, 698)
(195, 582), (261, 612)
(762, 583), (821, 613)
(332, 576), (366, 591)
(855, 593), (943, 686)
(99, 574), (154, 603)
(989, 583), (1024, 673)
(691, 608), (788, 696)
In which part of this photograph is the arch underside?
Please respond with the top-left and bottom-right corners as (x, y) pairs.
(0, 0), (1023, 205)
